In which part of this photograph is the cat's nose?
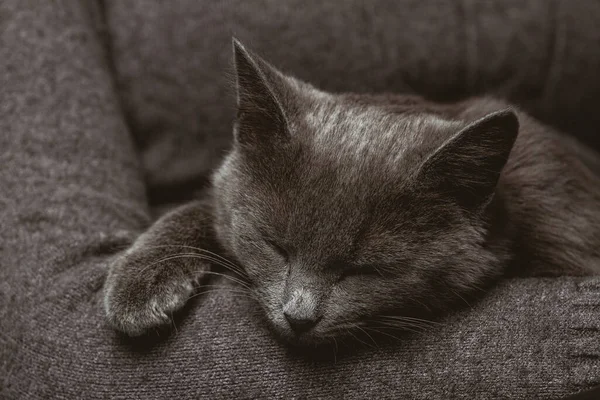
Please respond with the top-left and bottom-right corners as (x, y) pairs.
(282, 288), (321, 333)
(283, 311), (320, 333)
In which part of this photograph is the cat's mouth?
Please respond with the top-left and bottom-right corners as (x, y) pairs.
(265, 311), (376, 347)
(263, 311), (333, 346)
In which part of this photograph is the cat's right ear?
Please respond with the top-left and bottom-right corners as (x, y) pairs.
(232, 38), (289, 147)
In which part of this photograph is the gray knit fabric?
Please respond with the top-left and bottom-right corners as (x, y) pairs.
(1, 1), (599, 399)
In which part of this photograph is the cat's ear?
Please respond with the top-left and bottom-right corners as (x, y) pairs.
(232, 38), (289, 147)
(416, 109), (519, 210)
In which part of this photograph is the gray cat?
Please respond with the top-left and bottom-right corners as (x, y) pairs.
(104, 39), (600, 346)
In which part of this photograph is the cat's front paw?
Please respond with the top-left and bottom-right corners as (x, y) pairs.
(103, 252), (202, 336)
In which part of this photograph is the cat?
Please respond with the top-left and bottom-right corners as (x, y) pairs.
(103, 39), (600, 346)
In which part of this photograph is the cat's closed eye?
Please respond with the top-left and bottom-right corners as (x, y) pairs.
(338, 265), (382, 281)
(264, 238), (290, 262)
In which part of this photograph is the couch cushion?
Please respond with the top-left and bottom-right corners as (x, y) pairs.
(104, 0), (600, 202)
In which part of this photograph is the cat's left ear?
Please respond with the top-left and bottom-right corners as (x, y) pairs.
(416, 109), (519, 211)
(232, 38), (290, 147)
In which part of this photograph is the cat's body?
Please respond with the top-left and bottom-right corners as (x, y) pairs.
(104, 40), (600, 346)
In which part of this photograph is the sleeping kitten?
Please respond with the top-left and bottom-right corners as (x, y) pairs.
(103, 39), (600, 346)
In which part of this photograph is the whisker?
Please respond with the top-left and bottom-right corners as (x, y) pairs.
(374, 321), (435, 331)
(374, 319), (434, 329)
(321, 321), (363, 335)
(200, 270), (251, 289)
(363, 327), (404, 342)
(196, 284), (252, 292)
(377, 315), (441, 326)
(188, 285), (256, 301)
(187, 289), (258, 302)
(369, 321), (430, 334)
(140, 244), (243, 273)
(375, 325), (424, 336)
(134, 245), (245, 275)
(449, 288), (472, 308)
(134, 254), (197, 278)
(354, 325), (378, 348)
(168, 253), (247, 277)
(470, 284), (487, 293)
(171, 311), (178, 335)
(134, 253), (251, 288)
(346, 327), (375, 349)
(192, 291), (256, 301)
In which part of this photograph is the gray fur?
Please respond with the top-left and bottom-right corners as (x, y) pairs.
(104, 40), (600, 344)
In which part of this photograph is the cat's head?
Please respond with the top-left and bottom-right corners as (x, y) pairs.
(212, 39), (519, 346)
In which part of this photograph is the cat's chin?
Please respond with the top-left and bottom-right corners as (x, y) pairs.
(274, 331), (332, 348)
(266, 322), (334, 347)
